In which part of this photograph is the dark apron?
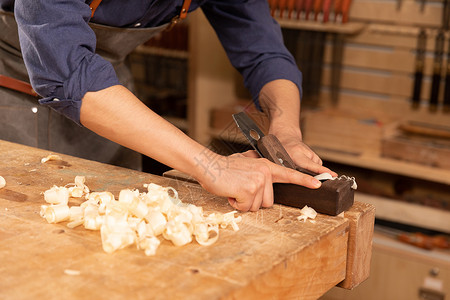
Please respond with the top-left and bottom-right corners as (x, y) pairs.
(0, 11), (168, 171)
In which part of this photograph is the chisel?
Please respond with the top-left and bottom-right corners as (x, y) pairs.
(295, 0), (305, 19)
(341, 0), (352, 23)
(278, 0), (287, 18)
(334, 0), (343, 22)
(304, 0), (313, 20)
(314, 0), (323, 21)
(444, 36), (450, 112)
(330, 33), (344, 106)
(322, 0), (333, 23)
(269, 0), (277, 16)
(429, 31), (444, 112)
(411, 29), (427, 109)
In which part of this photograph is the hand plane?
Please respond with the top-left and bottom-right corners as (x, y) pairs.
(233, 112), (355, 216)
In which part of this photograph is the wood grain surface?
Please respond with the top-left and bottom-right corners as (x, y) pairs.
(164, 169), (375, 290)
(0, 140), (372, 299)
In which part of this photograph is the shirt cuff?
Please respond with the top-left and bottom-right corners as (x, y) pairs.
(38, 54), (119, 126)
(245, 57), (303, 110)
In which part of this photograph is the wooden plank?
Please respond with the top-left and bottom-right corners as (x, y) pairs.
(317, 91), (450, 128)
(349, 0), (443, 27)
(381, 134), (450, 170)
(0, 140), (355, 299)
(321, 67), (420, 98)
(347, 25), (446, 51)
(303, 109), (383, 156)
(314, 147), (450, 186)
(338, 201), (375, 289)
(323, 43), (441, 77)
(229, 221), (349, 299)
(357, 193), (450, 234)
(277, 19), (366, 34)
(164, 169), (374, 290)
(316, 89), (409, 121)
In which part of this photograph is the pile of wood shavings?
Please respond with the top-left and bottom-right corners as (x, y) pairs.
(40, 176), (241, 256)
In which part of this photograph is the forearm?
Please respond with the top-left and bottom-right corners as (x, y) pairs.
(79, 84), (323, 211)
(80, 85), (213, 180)
(259, 79), (302, 139)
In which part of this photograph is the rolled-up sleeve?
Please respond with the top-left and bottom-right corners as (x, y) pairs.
(201, 0), (303, 107)
(15, 0), (119, 125)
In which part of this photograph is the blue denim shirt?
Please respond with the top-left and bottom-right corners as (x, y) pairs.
(1, 0), (302, 125)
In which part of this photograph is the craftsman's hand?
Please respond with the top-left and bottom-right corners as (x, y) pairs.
(258, 79), (337, 177)
(195, 151), (322, 212)
(272, 128), (337, 177)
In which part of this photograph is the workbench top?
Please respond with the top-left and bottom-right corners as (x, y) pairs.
(0, 140), (374, 300)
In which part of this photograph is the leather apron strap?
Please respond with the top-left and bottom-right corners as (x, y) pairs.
(0, 1), (193, 96)
(89, 0), (103, 18)
(0, 75), (37, 97)
(90, 0), (193, 25)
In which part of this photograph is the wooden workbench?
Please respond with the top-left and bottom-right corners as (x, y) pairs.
(0, 140), (374, 300)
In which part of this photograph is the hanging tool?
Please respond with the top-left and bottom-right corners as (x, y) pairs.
(444, 0), (450, 31)
(411, 29), (427, 109)
(396, 0), (403, 11)
(269, 0), (277, 17)
(297, 30), (314, 103)
(341, 0), (352, 23)
(278, 0), (287, 18)
(334, 0), (343, 22)
(304, 0), (313, 20)
(322, 0), (333, 23)
(310, 30), (326, 107)
(429, 31), (444, 112)
(287, 0), (295, 19)
(233, 112), (355, 216)
(444, 36), (450, 112)
(313, 0), (323, 21)
(330, 33), (345, 106)
(295, 0), (305, 19)
(376, 225), (450, 250)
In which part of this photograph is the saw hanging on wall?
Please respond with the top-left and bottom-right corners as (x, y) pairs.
(233, 112), (356, 216)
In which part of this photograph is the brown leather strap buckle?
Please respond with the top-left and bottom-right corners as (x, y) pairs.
(89, 0), (103, 18)
(167, 0), (192, 31)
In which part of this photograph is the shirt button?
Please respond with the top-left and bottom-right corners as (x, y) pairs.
(134, 23), (141, 27)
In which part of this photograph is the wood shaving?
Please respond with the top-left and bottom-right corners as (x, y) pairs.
(0, 176), (5, 189)
(41, 154), (63, 164)
(297, 205), (318, 222)
(64, 269), (81, 276)
(315, 173), (358, 190)
(40, 176), (241, 256)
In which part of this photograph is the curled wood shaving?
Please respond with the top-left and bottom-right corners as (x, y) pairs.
(314, 173), (358, 190)
(297, 205), (318, 222)
(40, 177), (241, 256)
(0, 176), (5, 189)
(41, 154), (63, 164)
(64, 269), (81, 276)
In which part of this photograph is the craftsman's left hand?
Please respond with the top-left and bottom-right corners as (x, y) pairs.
(271, 129), (337, 177)
(257, 79), (337, 177)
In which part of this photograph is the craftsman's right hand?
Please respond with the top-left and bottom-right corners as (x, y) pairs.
(195, 151), (322, 212)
